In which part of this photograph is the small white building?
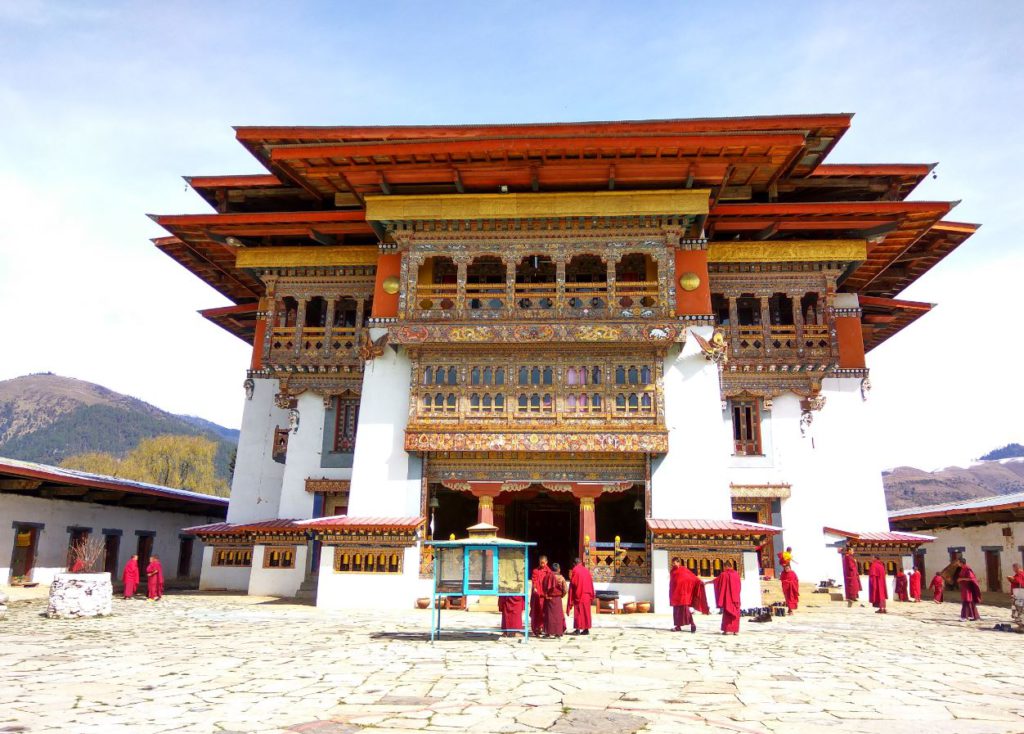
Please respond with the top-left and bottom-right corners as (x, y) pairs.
(889, 492), (1024, 597)
(1, 457), (227, 587)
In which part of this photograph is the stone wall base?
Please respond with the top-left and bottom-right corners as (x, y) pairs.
(47, 573), (113, 619)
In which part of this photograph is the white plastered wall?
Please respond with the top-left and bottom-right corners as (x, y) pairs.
(0, 494), (217, 586)
(910, 522), (1024, 594)
(247, 544), (307, 597)
(276, 392), (325, 520)
(226, 377), (289, 524)
(652, 328), (733, 520)
(316, 544), (421, 610)
(347, 332), (421, 517)
(198, 545), (251, 591)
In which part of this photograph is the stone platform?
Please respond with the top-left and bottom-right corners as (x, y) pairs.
(1, 589), (1023, 733)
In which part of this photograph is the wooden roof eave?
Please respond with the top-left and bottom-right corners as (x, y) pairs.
(199, 303), (257, 344)
(861, 220), (980, 299)
(152, 236), (263, 302)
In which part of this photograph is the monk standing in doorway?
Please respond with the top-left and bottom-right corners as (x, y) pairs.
(868, 555), (888, 614)
(841, 547), (861, 607)
(146, 554), (164, 601)
(909, 567), (922, 602)
(780, 564), (800, 613)
(566, 557), (595, 635)
(956, 557), (982, 621)
(122, 554), (140, 599)
(529, 555), (551, 636)
(712, 560), (741, 635)
(543, 562), (567, 638)
(669, 557), (706, 632)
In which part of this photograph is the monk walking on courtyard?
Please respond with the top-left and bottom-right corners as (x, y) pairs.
(780, 564), (800, 613)
(543, 562), (567, 638)
(894, 568), (909, 602)
(868, 555), (888, 614)
(956, 558), (982, 621)
(841, 547), (861, 606)
(669, 557), (707, 632)
(529, 555), (551, 636)
(566, 557), (595, 635)
(712, 560), (741, 635)
(930, 571), (944, 603)
(497, 594), (525, 636)
(122, 554), (140, 599)
(909, 567), (922, 602)
(146, 554), (164, 601)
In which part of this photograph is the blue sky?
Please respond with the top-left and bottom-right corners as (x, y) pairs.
(0, 1), (1021, 469)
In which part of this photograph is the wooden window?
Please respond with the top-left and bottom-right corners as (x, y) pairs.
(333, 547), (403, 574)
(731, 399), (762, 455)
(272, 427), (289, 461)
(333, 396), (360, 452)
(212, 547), (253, 567)
(263, 547), (296, 569)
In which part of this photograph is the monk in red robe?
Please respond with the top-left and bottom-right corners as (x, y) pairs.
(566, 558), (595, 635)
(868, 555), (887, 614)
(498, 595), (525, 636)
(122, 554), (140, 599)
(909, 568), (922, 602)
(669, 558), (700, 632)
(841, 547), (861, 606)
(146, 554), (164, 601)
(780, 564), (799, 613)
(529, 555), (551, 636)
(543, 562), (567, 638)
(956, 558), (982, 621)
(712, 561), (741, 634)
(930, 572), (944, 603)
(69, 559), (85, 573)
(894, 569), (909, 602)
(1008, 563), (1024, 596)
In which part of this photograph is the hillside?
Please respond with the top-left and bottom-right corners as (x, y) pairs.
(883, 457), (1024, 510)
(0, 373), (238, 483)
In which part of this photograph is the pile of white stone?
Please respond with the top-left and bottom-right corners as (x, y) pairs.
(46, 573), (113, 619)
(0, 590), (7, 619)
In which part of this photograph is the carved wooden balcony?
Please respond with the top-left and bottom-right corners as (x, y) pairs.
(266, 325), (362, 368)
(728, 323), (833, 362)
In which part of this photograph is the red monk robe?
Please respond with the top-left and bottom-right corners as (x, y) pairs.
(894, 570), (909, 602)
(669, 563), (701, 632)
(542, 569), (567, 637)
(146, 558), (164, 600)
(69, 559), (85, 573)
(868, 559), (888, 613)
(498, 596), (525, 635)
(712, 566), (741, 634)
(780, 566), (800, 612)
(909, 569), (922, 602)
(957, 563), (982, 621)
(122, 557), (140, 598)
(930, 573), (944, 603)
(529, 564), (552, 635)
(842, 552), (862, 602)
(1008, 568), (1024, 594)
(566, 561), (595, 634)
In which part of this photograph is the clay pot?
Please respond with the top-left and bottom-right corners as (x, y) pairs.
(622, 601), (637, 614)
(635, 601), (651, 613)
(415, 598), (430, 609)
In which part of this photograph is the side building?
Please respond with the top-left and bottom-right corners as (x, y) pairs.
(154, 115), (973, 609)
(1, 457), (227, 586)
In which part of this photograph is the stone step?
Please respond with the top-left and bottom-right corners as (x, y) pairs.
(294, 574), (319, 601)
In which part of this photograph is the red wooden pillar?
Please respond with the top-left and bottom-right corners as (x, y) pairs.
(470, 488), (501, 526)
(572, 485), (602, 563)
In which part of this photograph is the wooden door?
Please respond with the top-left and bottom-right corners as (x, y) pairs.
(9, 526), (39, 583)
(177, 537), (193, 578)
(104, 534), (120, 577)
(984, 550), (1002, 592)
(137, 535), (154, 577)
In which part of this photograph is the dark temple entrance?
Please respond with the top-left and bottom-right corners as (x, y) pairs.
(506, 492), (578, 574)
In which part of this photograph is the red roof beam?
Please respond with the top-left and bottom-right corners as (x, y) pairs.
(186, 174), (282, 189)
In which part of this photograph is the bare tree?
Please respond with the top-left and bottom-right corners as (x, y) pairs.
(69, 535), (107, 573)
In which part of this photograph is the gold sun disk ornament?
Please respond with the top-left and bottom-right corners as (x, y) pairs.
(382, 275), (401, 295)
(678, 272), (701, 291)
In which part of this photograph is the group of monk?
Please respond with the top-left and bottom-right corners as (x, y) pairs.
(121, 554), (164, 601)
(515, 555), (596, 638)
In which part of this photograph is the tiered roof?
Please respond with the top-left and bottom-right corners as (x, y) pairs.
(152, 114), (976, 346)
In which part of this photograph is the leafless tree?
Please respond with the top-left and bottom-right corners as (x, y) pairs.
(69, 535), (107, 573)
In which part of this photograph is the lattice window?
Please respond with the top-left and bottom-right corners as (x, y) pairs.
(468, 393), (506, 414)
(731, 398), (762, 455)
(566, 393), (603, 413)
(263, 547), (296, 569)
(516, 393), (554, 414)
(614, 392), (653, 415)
(333, 396), (360, 452)
(424, 366), (459, 386)
(333, 547), (403, 574)
(422, 392), (458, 414)
(212, 547), (253, 567)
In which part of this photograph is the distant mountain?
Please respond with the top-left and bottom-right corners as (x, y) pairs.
(884, 455), (1024, 511)
(979, 443), (1024, 462)
(0, 373), (238, 482)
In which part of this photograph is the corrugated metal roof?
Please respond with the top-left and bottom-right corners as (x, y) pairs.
(824, 527), (934, 543)
(182, 522), (237, 534)
(888, 491), (1024, 520)
(0, 456), (228, 509)
(647, 518), (782, 534)
(296, 515), (423, 529)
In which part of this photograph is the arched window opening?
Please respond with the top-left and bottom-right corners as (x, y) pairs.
(279, 297), (298, 328)
(711, 293), (730, 325)
(769, 293), (794, 325)
(305, 297), (327, 327)
(736, 294), (761, 326)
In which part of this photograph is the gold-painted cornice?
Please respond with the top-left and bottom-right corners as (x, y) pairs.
(365, 189), (710, 222)
(236, 246), (379, 269)
(708, 240), (866, 263)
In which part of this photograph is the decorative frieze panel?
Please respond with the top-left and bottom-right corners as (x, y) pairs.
(406, 430), (668, 454)
(390, 321), (687, 345)
(427, 451), (647, 482)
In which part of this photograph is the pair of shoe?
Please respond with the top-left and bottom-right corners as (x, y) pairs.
(690, 625), (696, 634)
(671, 626), (681, 632)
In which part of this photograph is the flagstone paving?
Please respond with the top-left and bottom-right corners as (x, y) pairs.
(2, 589), (1023, 734)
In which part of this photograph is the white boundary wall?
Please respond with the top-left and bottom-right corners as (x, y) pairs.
(911, 522), (1024, 594)
(248, 544), (307, 597)
(316, 544), (422, 610)
(1, 494), (217, 585)
(197, 545), (251, 591)
(226, 377), (289, 524)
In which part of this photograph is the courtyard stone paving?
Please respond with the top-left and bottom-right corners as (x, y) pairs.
(2, 588), (1023, 734)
